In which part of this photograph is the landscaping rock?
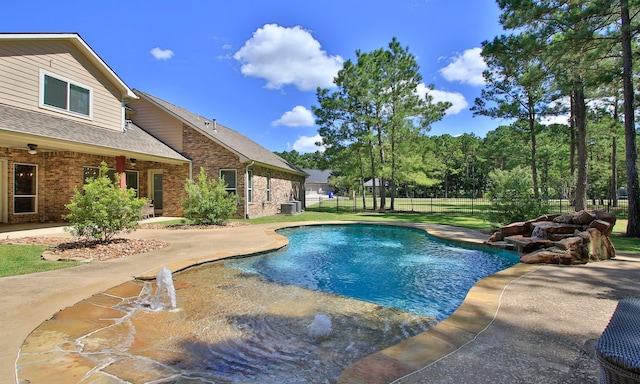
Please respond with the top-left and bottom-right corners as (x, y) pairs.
(488, 210), (616, 265)
(505, 235), (552, 253)
(500, 221), (532, 237)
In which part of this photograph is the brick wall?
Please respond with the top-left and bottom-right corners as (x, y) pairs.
(183, 125), (247, 217)
(0, 147), (189, 224)
(182, 125), (306, 219)
(248, 165), (305, 218)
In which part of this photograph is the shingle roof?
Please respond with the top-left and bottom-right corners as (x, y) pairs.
(133, 90), (306, 176)
(303, 169), (332, 184)
(0, 104), (189, 162)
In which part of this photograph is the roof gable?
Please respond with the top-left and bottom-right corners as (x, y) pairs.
(133, 90), (305, 175)
(0, 33), (136, 99)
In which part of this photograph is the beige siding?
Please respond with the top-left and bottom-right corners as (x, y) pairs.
(128, 98), (184, 152)
(0, 40), (124, 131)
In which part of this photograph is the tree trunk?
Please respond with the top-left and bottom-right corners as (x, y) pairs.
(612, 135), (618, 207)
(573, 80), (588, 211)
(358, 148), (367, 210)
(369, 144), (378, 211)
(570, 94), (576, 179)
(529, 116), (539, 198)
(621, 0), (640, 236)
(377, 125), (386, 211)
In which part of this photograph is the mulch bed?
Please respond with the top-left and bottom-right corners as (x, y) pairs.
(0, 222), (250, 262)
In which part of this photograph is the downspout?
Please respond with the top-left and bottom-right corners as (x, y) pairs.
(245, 161), (254, 219)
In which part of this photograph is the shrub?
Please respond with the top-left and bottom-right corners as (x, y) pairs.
(63, 162), (146, 242)
(486, 166), (549, 226)
(182, 167), (238, 225)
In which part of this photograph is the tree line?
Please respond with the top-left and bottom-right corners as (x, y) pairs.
(277, 0), (640, 236)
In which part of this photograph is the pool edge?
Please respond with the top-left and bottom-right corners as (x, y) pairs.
(337, 262), (538, 384)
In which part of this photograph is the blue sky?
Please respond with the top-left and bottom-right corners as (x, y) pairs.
(3, 0), (512, 153)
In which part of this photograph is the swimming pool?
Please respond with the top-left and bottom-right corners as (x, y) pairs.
(226, 224), (520, 320)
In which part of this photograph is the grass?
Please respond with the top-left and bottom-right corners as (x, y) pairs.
(610, 220), (640, 254)
(2, 211), (638, 278)
(0, 244), (83, 278)
(242, 211), (491, 231)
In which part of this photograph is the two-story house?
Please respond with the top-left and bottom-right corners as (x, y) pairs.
(0, 33), (306, 224)
(0, 33), (191, 224)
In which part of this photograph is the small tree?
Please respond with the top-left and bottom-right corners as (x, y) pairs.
(64, 162), (146, 242)
(487, 166), (549, 226)
(182, 167), (238, 225)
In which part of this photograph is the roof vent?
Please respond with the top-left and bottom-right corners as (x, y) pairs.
(212, 118), (217, 133)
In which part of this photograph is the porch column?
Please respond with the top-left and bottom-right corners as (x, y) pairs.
(115, 156), (126, 189)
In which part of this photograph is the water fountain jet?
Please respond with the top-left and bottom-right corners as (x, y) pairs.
(307, 313), (332, 340)
(137, 266), (177, 311)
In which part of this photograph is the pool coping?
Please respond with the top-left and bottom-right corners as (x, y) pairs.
(16, 221), (535, 383)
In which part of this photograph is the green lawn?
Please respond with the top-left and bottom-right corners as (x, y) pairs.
(2, 212), (637, 278)
(0, 244), (83, 278)
(611, 220), (640, 254)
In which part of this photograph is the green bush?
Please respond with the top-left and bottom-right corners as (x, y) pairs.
(486, 166), (549, 226)
(182, 167), (238, 225)
(63, 162), (146, 242)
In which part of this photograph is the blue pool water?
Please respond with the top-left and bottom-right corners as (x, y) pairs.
(226, 224), (519, 320)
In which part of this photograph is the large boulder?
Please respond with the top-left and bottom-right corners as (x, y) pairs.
(487, 210), (616, 265)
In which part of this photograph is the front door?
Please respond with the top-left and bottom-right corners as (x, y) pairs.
(150, 170), (163, 216)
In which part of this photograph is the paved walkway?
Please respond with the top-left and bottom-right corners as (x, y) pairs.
(1, 220), (639, 383)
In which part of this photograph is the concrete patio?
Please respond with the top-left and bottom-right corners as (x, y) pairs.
(1, 220), (638, 383)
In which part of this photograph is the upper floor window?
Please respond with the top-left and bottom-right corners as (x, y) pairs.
(40, 70), (93, 118)
(220, 169), (237, 194)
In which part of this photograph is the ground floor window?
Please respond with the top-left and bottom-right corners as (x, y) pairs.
(247, 170), (253, 203)
(14, 163), (37, 214)
(266, 173), (271, 202)
(83, 166), (139, 197)
(220, 169), (237, 194)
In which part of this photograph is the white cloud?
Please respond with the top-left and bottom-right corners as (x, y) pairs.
(272, 106), (315, 127)
(233, 24), (344, 91)
(222, 43), (233, 50)
(439, 47), (487, 86)
(292, 134), (325, 153)
(150, 47), (175, 60)
(417, 84), (468, 115)
(540, 115), (570, 125)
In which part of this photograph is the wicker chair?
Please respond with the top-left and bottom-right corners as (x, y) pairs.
(141, 199), (155, 219)
(595, 298), (640, 384)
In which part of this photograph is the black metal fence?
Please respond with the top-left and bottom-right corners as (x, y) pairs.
(305, 195), (629, 218)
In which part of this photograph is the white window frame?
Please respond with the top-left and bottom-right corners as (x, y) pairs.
(266, 173), (271, 202)
(39, 69), (93, 119)
(83, 166), (139, 196)
(13, 163), (38, 214)
(247, 169), (253, 203)
(220, 169), (237, 194)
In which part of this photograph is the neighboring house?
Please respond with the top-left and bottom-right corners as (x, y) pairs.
(0, 33), (190, 224)
(364, 178), (384, 196)
(128, 91), (307, 218)
(303, 169), (333, 195)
